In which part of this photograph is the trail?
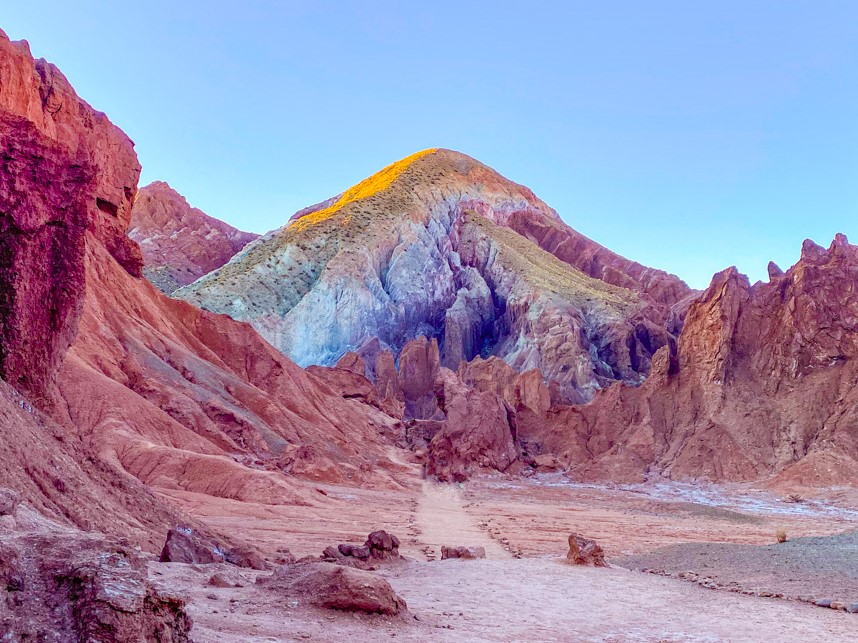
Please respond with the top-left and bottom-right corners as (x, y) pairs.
(414, 480), (510, 560)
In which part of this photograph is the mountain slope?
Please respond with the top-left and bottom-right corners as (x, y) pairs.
(516, 235), (858, 485)
(129, 181), (259, 293)
(177, 149), (690, 402)
(0, 27), (408, 539)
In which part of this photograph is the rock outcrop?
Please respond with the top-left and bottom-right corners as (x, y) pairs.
(129, 181), (258, 293)
(426, 368), (519, 481)
(0, 29), (141, 409)
(159, 526), (269, 569)
(0, 27), (408, 551)
(522, 235), (858, 485)
(177, 149), (690, 403)
(0, 530), (192, 641)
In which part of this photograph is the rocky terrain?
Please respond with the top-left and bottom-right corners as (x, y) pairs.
(1, 24), (858, 642)
(129, 181), (258, 293)
(177, 148), (691, 404)
(169, 146), (858, 484)
(516, 235), (858, 484)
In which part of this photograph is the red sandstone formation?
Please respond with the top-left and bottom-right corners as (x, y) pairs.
(427, 369), (519, 481)
(521, 235), (858, 485)
(0, 528), (192, 641)
(0, 30), (141, 408)
(129, 181), (258, 293)
(0, 27), (405, 549)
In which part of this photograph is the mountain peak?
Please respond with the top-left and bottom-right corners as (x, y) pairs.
(129, 183), (259, 293)
(176, 150), (689, 402)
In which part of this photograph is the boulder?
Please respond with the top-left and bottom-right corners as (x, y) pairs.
(257, 563), (407, 616)
(207, 569), (244, 588)
(159, 526), (269, 569)
(325, 531), (403, 566)
(366, 530), (401, 561)
(441, 545), (486, 560)
(0, 487), (21, 515)
(566, 533), (607, 567)
(338, 544), (371, 560)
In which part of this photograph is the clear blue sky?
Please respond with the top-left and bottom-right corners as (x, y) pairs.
(4, 1), (857, 288)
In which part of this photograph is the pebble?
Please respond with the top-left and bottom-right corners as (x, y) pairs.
(815, 599), (832, 608)
(846, 603), (858, 614)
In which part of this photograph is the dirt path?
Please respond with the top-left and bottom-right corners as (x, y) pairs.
(414, 481), (510, 560)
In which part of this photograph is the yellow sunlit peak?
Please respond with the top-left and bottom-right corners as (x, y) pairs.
(289, 148), (438, 232)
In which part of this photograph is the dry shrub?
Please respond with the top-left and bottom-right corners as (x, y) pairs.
(775, 529), (788, 543)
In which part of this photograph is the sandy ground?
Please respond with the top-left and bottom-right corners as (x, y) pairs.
(460, 475), (858, 558)
(154, 472), (858, 641)
(617, 530), (858, 606)
(153, 558), (857, 643)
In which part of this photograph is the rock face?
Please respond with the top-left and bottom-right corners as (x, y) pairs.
(178, 149), (690, 403)
(129, 181), (258, 293)
(0, 531), (192, 641)
(522, 235), (858, 484)
(0, 29), (216, 549)
(257, 563), (407, 616)
(0, 26), (407, 552)
(0, 30), (141, 408)
(426, 369), (519, 482)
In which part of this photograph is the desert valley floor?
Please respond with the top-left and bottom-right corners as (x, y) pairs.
(151, 456), (858, 642)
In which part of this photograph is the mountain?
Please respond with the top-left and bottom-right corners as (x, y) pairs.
(129, 181), (259, 293)
(176, 149), (692, 403)
(514, 235), (858, 484)
(0, 27), (409, 546)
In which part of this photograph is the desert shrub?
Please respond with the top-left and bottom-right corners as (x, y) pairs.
(776, 529), (787, 543)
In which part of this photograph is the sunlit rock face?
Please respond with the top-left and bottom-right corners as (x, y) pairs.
(177, 149), (691, 402)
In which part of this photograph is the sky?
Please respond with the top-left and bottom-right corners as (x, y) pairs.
(4, 1), (857, 288)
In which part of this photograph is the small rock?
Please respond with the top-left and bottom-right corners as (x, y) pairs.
(208, 572), (240, 588)
(0, 487), (21, 516)
(160, 526), (270, 569)
(830, 601), (846, 611)
(846, 603), (858, 614)
(440, 546), (486, 560)
(815, 599), (832, 608)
